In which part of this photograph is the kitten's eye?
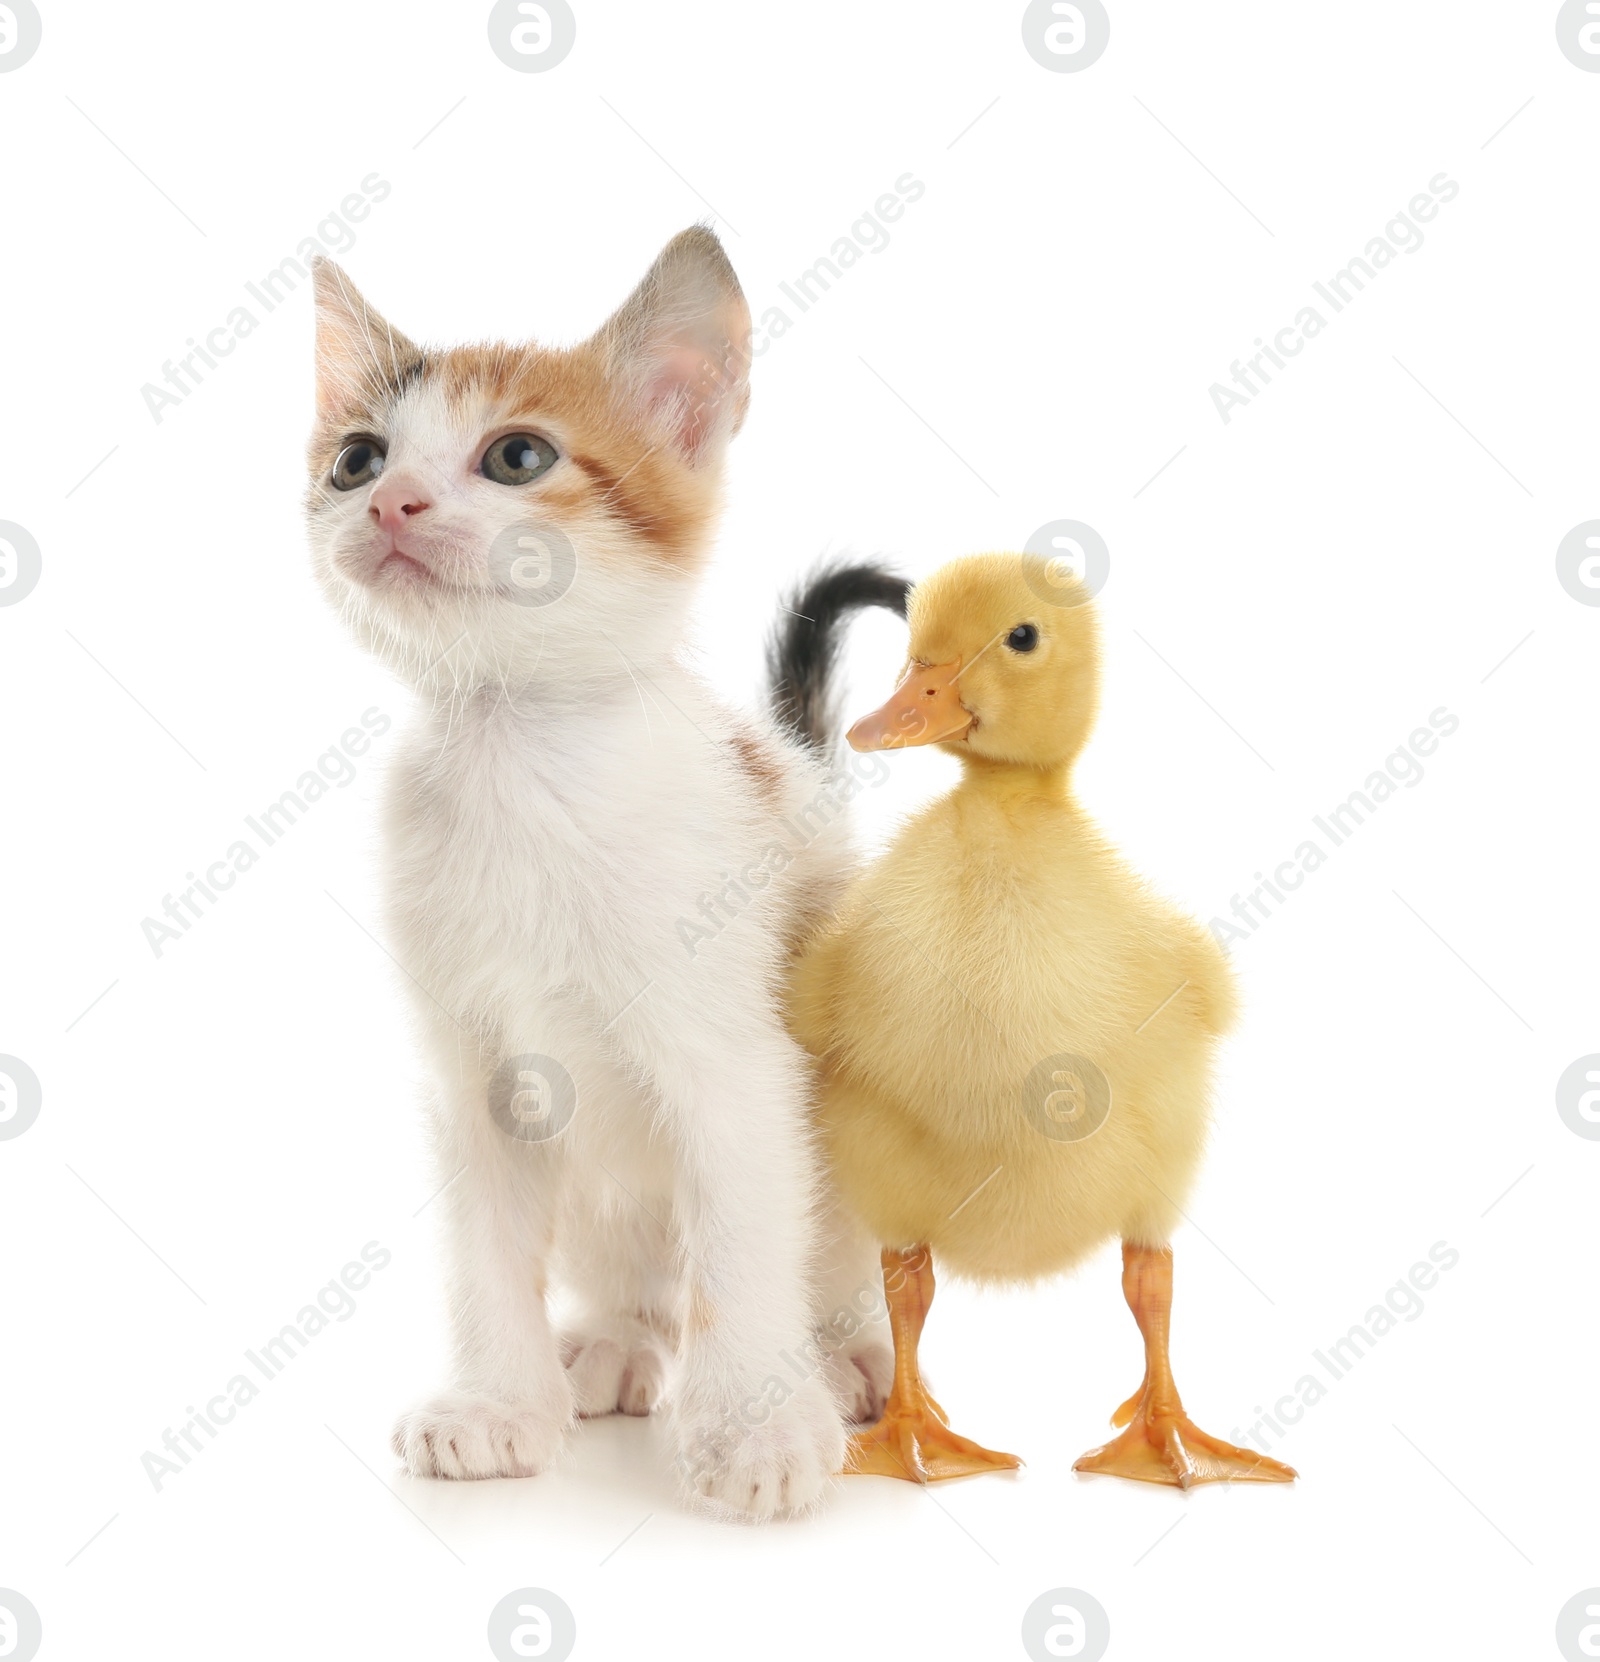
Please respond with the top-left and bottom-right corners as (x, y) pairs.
(331, 439), (386, 491)
(481, 433), (559, 486)
(1006, 623), (1040, 653)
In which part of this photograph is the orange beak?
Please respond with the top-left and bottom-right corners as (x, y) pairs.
(847, 660), (974, 752)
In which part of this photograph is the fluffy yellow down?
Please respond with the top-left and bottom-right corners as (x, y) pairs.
(789, 553), (1237, 1284)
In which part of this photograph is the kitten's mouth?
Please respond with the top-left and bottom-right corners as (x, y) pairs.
(343, 537), (482, 597)
(379, 550), (433, 584)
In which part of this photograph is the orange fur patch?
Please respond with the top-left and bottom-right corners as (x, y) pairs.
(308, 339), (716, 571)
(730, 725), (784, 808)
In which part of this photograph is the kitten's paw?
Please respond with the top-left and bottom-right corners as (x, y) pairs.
(675, 1373), (847, 1520)
(561, 1332), (669, 1418)
(823, 1337), (895, 1424)
(391, 1389), (571, 1480)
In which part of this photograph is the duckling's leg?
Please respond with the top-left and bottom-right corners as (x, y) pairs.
(1074, 1242), (1297, 1488)
(846, 1245), (1022, 1483)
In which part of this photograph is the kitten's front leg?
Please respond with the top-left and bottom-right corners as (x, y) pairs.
(812, 1187), (896, 1425)
(629, 1005), (848, 1518)
(393, 1042), (574, 1480)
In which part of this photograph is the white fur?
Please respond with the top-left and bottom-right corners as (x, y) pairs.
(306, 248), (890, 1518)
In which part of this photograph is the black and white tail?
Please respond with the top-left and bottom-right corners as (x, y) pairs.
(766, 561), (909, 751)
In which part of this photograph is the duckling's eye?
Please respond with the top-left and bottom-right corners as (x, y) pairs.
(1006, 623), (1040, 653)
(331, 438), (386, 491)
(481, 433), (559, 486)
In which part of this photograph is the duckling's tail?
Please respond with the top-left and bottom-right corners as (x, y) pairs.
(767, 560), (909, 751)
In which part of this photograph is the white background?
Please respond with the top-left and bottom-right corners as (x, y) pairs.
(2, 3), (1594, 1659)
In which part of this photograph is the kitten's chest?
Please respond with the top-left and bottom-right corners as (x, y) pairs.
(380, 698), (709, 988)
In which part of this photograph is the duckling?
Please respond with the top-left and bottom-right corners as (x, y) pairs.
(788, 552), (1296, 1488)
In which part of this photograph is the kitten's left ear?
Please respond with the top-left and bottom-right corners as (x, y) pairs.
(593, 226), (751, 463)
(311, 256), (421, 422)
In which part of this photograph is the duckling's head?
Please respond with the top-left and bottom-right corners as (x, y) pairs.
(848, 552), (1101, 771)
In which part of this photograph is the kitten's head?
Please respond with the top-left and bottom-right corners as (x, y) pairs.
(304, 227), (750, 697)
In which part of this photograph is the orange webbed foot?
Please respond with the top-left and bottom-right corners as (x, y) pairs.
(1080, 1243), (1300, 1488)
(1074, 1400), (1296, 1488)
(845, 1244), (1024, 1484)
(848, 1394), (1022, 1484)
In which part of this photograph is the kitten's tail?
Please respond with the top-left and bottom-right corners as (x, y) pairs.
(766, 560), (910, 751)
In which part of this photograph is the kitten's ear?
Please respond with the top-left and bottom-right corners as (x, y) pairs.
(311, 256), (420, 422)
(592, 227), (751, 462)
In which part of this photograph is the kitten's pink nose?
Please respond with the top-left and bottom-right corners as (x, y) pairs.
(369, 474), (432, 533)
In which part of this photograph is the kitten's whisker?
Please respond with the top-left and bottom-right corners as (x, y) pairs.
(600, 629), (653, 739)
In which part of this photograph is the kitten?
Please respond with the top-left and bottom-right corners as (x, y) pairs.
(304, 228), (896, 1517)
